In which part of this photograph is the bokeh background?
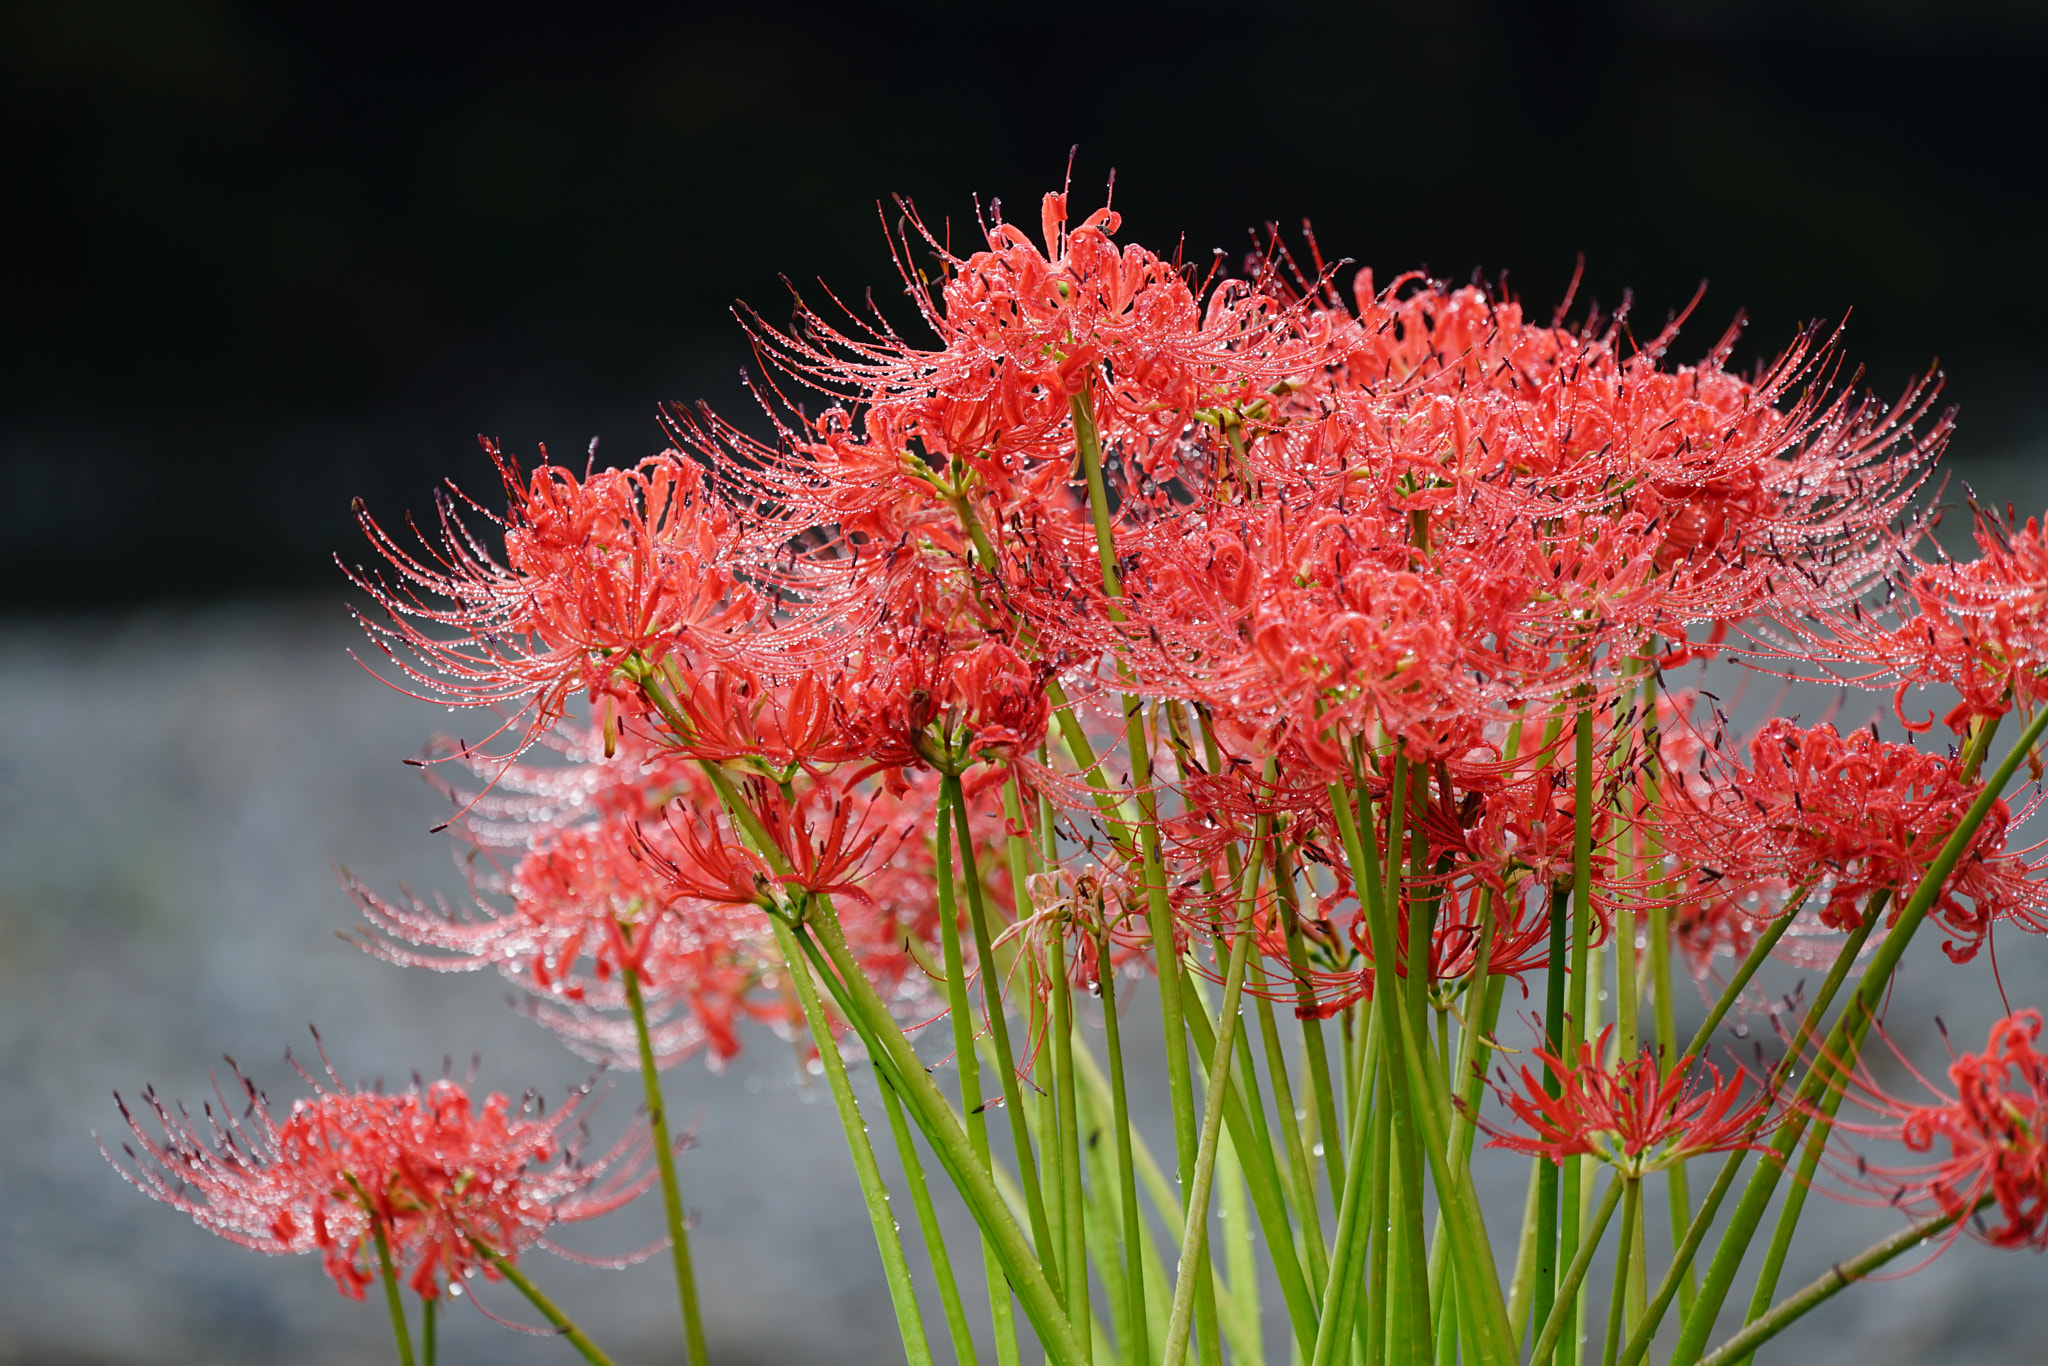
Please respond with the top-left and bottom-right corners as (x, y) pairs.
(4, 2), (2048, 1362)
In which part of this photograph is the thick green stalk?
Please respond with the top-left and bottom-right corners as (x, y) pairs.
(1270, 838), (1346, 1229)
(1505, 1157), (1544, 1352)
(798, 907), (1090, 1366)
(1669, 705), (2046, 1366)
(1073, 1040), (1177, 1356)
(937, 796), (1022, 1366)
(1330, 776), (1517, 1366)
(1360, 757), (1432, 1366)
(1050, 943), (1091, 1355)
(1071, 393), (1199, 1262)
(1256, 987), (1328, 1289)
(769, 915), (935, 1366)
(1601, 1180), (1642, 1366)
(371, 1213), (417, 1366)
(1694, 1199), (1989, 1366)
(1427, 894), (1506, 1342)
(1527, 1171), (1626, 1366)
(943, 773), (1061, 1293)
(1365, 1043), (1393, 1366)
(1532, 886), (1569, 1354)
(1178, 965), (1320, 1355)
(877, 1077), (981, 1366)
(1559, 700), (1596, 1366)
(421, 1296), (436, 1366)
(1097, 937), (1151, 1366)
(474, 1242), (617, 1366)
(619, 932), (710, 1366)
(1217, 1132), (1266, 1366)
(1310, 1011), (1383, 1366)
(1161, 838), (1267, 1366)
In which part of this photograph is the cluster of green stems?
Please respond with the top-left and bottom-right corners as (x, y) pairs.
(419, 399), (2046, 1366)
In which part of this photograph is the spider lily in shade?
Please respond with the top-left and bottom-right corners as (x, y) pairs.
(101, 1043), (655, 1304)
(1478, 1028), (1778, 1178)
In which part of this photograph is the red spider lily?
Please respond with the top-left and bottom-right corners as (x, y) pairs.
(1822, 1010), (2048, 1251)
(1477, 1029), (1777, 1175)
(647, 666), (849, 773)
(347, 446), (769, 751)
(1890, 508), (2048, 730)
(719, 189), (1321, 553)
(352, 721), (789, 1070)
(103, 1046), (653, 1301)
(1650, 715), (2048, 963)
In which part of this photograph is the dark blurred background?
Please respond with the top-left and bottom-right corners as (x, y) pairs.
(5, 0), (2047, 609)
(6, 3), (2048, 1364)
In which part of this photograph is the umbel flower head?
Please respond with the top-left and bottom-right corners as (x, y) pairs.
(1827, 1009), (2048, 1250)
(1478, 1029), (1777, 1177)
(102, 1040), (654, 1301)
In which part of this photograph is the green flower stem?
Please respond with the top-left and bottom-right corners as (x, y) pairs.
(1559, 699), (1596, 1366)
(1614, 894), (1886, 1366)
(1070, 393), (1202, 1305)
(1127, 703), (1202, 1239)
(1072, 1037), (1178, 1350)
(1532, 885), (1569, 1355)
(1070, 391), (1125, 601)
(1050, 942), (1091, 1354)
(1333, 773), (1519, 1366)
(1282, 901), (1347, 1207)
(1527, 1171), (1626, 1366)
(936, 793), (1022, 1366)
(1638, 653), (1696, 1316)
(370, 1211), (417, 1366)
(1364, 756), (1432, 1366)
(1255, 987), (1328, 1289)
(768, 915), (935, 1366)
(421, 1296), (436, 1366)
(1264, 843), (1337, 1268)
(1161, 833), (1268, 1366)
(1365, 1040), (1393, 1366)
(1095, 941), (1150, 1366)
(1505, 1156), (1544, 1351)
(1693, 1198), (1990, 1366)
(940, 773), (1061, 1293)
(1668, 704), (2046, 1366)
(471, 1242), (617, 1366)
(1427, 894), (1506, 1350)
(1600, 1179), (1641, 1366)
(876, 1074), (981, 1366)
(1185, 920), (1314, 1336)
(1309, 1009), (1383, 1366)
(617, 929), (710, 1366)
(797, 904), (1089, 1366)
(1217, 1132), (1266, 1366)
(1384, 954), (1518, 1366)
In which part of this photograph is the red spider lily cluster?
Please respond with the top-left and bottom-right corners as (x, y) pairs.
(1479, 1028), (1776, 1176)
(116, 184), (2048, 1364)
(104, 1045), (652, 1301)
